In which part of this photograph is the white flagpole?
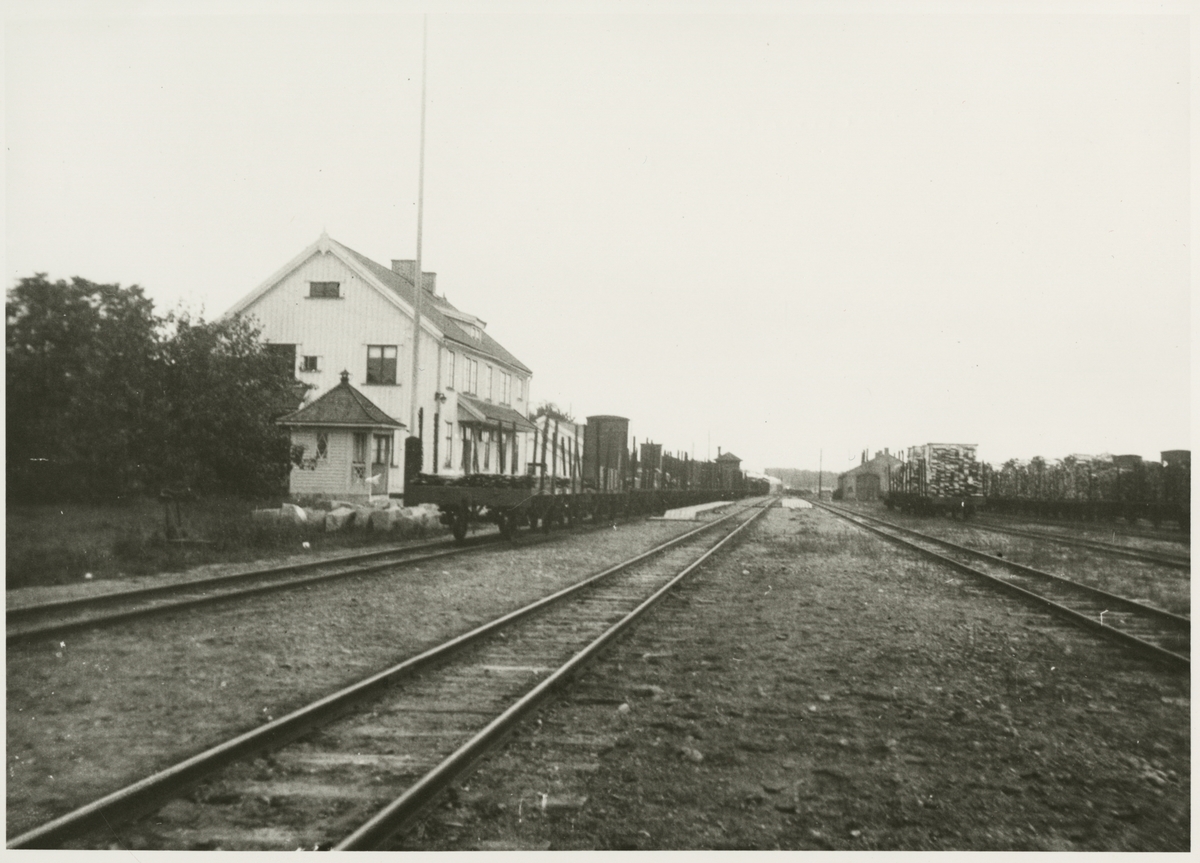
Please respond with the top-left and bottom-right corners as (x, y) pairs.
(408, 15), (429, 450)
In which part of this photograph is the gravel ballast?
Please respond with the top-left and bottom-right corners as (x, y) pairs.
(391, 505), (1190, 852)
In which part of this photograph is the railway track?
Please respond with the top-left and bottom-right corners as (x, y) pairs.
(8, 500), (770, 850)
(6, 534), (499, 645)
(966, 521), (1189, 570)
(817, 503), (1189, 671)
(7, 505), (670, 645)
(977, 514), (1190, 546)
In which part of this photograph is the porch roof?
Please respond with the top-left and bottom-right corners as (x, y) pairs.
(456, 393), (536, 432)
(277, 372), (405, 429)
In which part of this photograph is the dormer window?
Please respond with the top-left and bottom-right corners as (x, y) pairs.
(465, 324), (481, 339)
(309, 281), (341, 299)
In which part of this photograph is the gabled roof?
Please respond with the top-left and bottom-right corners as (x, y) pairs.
(336, 243), (532, 375)
(456, 393), (536, 432)
(840, 452), (903, 478)
(228, 232), (531, 376)
(716, 452), (742, 463)
(278, 372), (405, 429)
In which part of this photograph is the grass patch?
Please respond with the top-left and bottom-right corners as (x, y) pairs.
(6, 496), (444, 590)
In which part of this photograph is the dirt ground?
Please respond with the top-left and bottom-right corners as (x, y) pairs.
(393, 505), (1190, 852)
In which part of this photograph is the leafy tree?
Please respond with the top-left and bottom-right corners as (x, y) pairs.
(145, 312), (303, 496)
(7, 275), (305, 501)
(7, 275), (162, 498)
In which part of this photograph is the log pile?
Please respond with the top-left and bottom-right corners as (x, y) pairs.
(983, 453), (1159, 503)
(891, 443), (981, 499)
(922, 444), (981, 497)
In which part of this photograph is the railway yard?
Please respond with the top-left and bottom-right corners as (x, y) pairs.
(7, 12), (1191, 855)
(5, 497), (1190, 851)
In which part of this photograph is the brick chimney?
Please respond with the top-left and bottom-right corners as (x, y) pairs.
(391, 259), (437, 294)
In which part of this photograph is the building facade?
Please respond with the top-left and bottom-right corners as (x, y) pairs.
(837, 449), (903, 501)
(227, 232), (534, 497)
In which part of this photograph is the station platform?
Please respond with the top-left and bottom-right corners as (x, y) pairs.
(650, 500), (733, 521)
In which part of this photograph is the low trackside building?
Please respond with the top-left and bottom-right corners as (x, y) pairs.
(838, 449), (902, 501)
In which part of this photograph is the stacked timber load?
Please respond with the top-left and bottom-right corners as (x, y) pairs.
(985, 453), (1125, 502)
(989, 460), (1024, 499)
(908, 443), (981, 498)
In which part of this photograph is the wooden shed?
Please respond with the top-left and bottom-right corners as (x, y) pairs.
(278, 371), (406, 501)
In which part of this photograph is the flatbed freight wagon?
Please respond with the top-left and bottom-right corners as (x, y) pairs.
(405, 480), (741, 541)
(405, 414), (758, 541)
(885, 442), (984, 519)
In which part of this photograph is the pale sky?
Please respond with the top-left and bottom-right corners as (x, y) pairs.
(6, 1), (1192, 473)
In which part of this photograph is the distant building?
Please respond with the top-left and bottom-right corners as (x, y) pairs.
(838, 449), (902, 501)
(715, 449), (742, 489)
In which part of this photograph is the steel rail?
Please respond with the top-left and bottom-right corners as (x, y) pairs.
(8, 534), (461, 618)
(825, 504), (1189, 627)
(816, 503), (1188, 671)
(335, 500), (771, 849)
(6, 501), (762, 850)
(6, 501), (681, 645)
(6, 540), (492, 645)
(967, 521), (1189, 570)
(977, 513), (1190, 546)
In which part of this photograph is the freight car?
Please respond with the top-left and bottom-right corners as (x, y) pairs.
(405, 414), (763, 541)
(982, 450), (1190, 531)
(884, 443), (984, 519)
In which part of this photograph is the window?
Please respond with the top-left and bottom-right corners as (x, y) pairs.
(373, 434), (391, 466)
(309, 281), (341, 298)
(367, 345), (397, 384)
(443, 421), (454, 469)
(516, 377), (524, 402)
(316, 432), (329, 459)
(500, 371), (510, 405)
(445, 350), (455, 389)
(265, 343), (296, 378)
(301, 355), (320, 373)
(484, 365), (493, 401)
(461, 357), (478, 394)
